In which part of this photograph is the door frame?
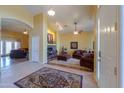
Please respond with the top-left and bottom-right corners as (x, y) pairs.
(95, 5), (101, 87)
(119, 6), (124, 88)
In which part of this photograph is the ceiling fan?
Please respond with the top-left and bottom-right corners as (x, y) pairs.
(73, 22), (83, 35)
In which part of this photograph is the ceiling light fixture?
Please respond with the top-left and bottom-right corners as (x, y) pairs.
(73, 22), (79, 35)
(48, 9), (55, 16)
(74, 31), (78, 35)
(23, 31), (28, 35)
(23, 29), (28, 35)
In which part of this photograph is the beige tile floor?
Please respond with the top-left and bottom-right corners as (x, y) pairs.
(0, 56), (27, 68)
(0, 61), (98, 88)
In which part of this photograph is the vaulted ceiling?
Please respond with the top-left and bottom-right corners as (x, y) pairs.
(23, 5), (96, 33)
(1, 5), (96, 33)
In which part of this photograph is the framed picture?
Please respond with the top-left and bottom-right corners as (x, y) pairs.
(47, 33), (54, 44)
(70, 42), (78, 49)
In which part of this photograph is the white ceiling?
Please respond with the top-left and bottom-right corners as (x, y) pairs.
(23, 5), (96, 33)
(2, 18), (31, 33)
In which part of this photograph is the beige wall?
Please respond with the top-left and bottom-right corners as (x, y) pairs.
(1, 31), (29, 48)
(59, 32), (94, 55)
(0, 6), (33, 28)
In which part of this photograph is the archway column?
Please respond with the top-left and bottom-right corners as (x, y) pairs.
(29, 13), (47, 63)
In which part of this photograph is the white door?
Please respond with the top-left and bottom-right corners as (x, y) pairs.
(99, 6), (118, 87)
(31, 36), (39, 62)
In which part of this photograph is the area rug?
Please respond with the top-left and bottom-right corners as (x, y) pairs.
(14, 67), (83, 88)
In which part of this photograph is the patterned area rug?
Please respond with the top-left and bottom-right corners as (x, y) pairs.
(15, 67), (83, 88)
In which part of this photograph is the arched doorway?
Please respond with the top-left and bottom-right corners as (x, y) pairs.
(0, 18), (32, 68)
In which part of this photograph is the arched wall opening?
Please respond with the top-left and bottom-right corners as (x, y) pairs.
(0, 6), (33, 28)
(0, 17), (33, 68)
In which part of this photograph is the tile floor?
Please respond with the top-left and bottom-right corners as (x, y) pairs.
(0, 56), (27, 68)
(0, 60), (97, 88)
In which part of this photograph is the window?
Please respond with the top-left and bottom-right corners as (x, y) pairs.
(0, 41), (3, 55)
(14, 41), (20, 50)
(5, 41), (12, 55)
(0, 40), (21, 56)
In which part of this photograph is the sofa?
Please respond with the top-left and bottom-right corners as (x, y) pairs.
(80, 53), (94, 71)
(10, 48), (28, 59)
(72, 50), (87, 59)
(72, 50), (94, 71)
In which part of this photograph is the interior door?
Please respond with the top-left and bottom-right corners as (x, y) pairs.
(99, 6), (118, 87)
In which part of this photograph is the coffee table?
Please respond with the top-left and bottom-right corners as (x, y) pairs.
(57, 54), (71, 61)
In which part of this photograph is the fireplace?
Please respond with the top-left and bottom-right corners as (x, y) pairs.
(47, 45), (57, 61)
